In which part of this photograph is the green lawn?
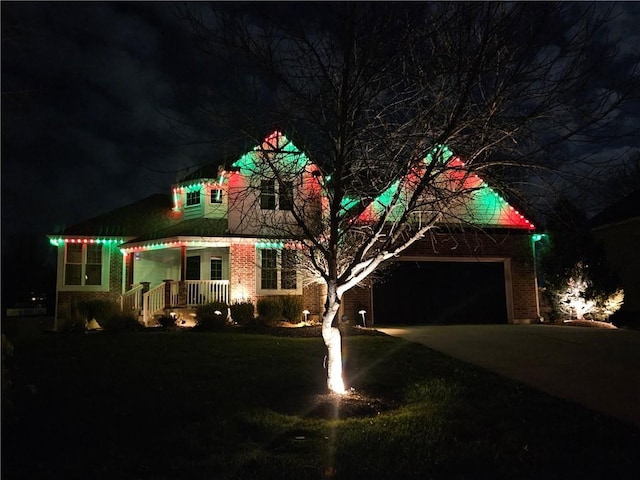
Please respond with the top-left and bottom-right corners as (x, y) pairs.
(2, 329), (639, 479)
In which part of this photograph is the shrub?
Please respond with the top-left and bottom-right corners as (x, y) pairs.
(158, 315), (176, 330)
(280, 295), (304, 323)
(230, 301), (255, 326)
(256, 297), (283, 327)
(98, 312), (141, 332)
(549, 262), (625, 321)
(57, 316), (87, 333)
(77, 300), (119, 325)
(195, 302), (229, 331)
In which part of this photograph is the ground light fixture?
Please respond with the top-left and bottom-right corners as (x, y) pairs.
(358, 310), (366, 327)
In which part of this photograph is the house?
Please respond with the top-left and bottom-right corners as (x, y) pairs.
(590, 189), (640, 328)
(48, 131), (541, 328)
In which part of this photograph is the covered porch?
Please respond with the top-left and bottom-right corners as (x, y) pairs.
(120, 239), (232, 325)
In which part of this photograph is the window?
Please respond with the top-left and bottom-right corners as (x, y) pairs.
(64, 243), (102, 286)
(210, 257), (223, 280)
(279, 181), (294, 211)
(260, 180), (276, 209)
(260, 179), (295, 210)
(186, 190), (201, 206)
(261, 249), (278, 289)
(210, 189), (223, 204)
(259, 249), (297, 291)
(280, 250), (297, 289)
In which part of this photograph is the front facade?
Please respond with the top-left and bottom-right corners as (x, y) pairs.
(49, 131), (541, 328)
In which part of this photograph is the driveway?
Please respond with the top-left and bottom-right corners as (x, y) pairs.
(377, 324), (640, 429)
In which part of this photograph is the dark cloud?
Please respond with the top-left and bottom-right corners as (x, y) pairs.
(2, 2), (215, 238)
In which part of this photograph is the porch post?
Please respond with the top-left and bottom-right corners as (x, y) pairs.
(126, 254), (135, 290)
(163, 281), (172, 309)
(180, 245), (186, 282)
(179, 245), (187, 306)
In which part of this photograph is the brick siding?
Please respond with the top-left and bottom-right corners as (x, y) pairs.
(229, 243), (257, 302)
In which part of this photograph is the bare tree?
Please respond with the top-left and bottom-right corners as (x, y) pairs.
(181, 2), (639, 393)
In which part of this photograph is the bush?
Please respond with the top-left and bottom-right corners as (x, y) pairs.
(230, 301), (255, 326)
(98, 312), (141, 332)
(56, 316), (87, 333)
(256, 297), (283, 327)
(280, 295), (304, 323)
(77, 300), (119, 325)
(158, 315), (176, 330)
(195, 302), (229, 331)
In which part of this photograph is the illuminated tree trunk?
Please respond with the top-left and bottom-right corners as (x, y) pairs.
(322, 281), (346, 394)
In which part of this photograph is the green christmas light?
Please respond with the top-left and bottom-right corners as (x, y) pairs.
(231, 131), (310, 175)
(255, 241), (285, 249)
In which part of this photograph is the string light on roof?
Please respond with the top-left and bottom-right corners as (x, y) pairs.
(49, 237), (123, 247)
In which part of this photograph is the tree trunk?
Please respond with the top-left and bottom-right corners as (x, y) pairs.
(322, 282), (346, 394)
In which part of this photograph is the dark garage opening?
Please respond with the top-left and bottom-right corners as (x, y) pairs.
(373, 261), (507, 325)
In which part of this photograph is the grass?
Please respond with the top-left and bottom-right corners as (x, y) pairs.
(2, 328), (639, 480)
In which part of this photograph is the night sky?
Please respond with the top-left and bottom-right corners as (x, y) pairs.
(2, 2), (639, 308)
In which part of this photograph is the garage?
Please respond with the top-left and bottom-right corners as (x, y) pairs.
(373, 261), (508, 325)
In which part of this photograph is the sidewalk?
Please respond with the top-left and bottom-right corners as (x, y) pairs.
(378, 324), (640, 429)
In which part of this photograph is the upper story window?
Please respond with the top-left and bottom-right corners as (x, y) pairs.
(279, 181), (294, 211)
(186, 190), (201, 206)
(64, 243), (102, 286)
(260, 180), (276, 209)
(210, 189), (223, 204)
(260, 179), (294, 211)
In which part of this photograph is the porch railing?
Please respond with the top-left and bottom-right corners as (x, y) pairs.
(132, 280), (230, 326)
(121, 283), (144, 314)
(142, 282), (166, 326)
(185, 280), (229, 306)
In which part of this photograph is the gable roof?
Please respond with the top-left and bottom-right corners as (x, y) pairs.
(53, 132), (537, 244)
(344, 152), (536, 230)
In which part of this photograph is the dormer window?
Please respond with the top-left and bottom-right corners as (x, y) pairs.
(210, 189), (223, 204)
(186, 190), (201, 206)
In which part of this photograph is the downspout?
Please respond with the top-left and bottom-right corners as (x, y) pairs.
(532, 233), (546, 321)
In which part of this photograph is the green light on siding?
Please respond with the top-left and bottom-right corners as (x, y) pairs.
(231, 132), (310, 175)
(375, 180), (399, 208)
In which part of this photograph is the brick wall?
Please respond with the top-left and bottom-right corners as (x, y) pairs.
(341, 283), (373, 327)
(302, 283), (324, 323)
(229, 243), (257, 302)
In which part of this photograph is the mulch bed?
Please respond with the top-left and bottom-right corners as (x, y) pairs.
(237, 324), (387, 338)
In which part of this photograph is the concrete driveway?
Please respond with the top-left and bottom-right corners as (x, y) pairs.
(377, 324), (640, 429)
